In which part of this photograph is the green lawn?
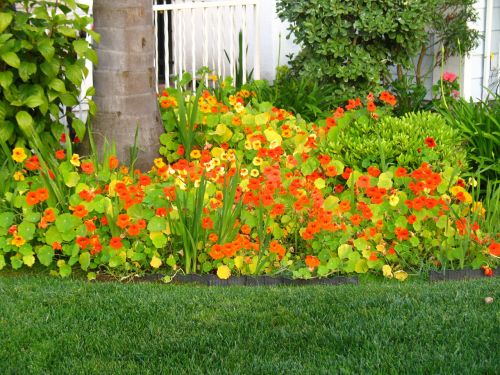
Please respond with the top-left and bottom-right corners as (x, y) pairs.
(0, 274), (498, 374)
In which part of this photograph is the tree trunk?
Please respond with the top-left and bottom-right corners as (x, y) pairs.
(89, 0), (161, 171)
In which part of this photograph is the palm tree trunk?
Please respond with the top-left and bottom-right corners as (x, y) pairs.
(89, 0), (161, 171)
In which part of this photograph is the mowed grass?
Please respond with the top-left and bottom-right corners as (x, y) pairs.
(0, 274), (498, 374)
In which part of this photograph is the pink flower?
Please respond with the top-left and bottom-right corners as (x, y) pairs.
(442, 72), (457, 83)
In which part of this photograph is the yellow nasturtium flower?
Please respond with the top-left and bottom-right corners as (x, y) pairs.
(394, 270), (408, 282)
(70, 153), (81, 167)
(11, 235), (26, 247)
(13, 171), (25, 181)
(382, 264), (393, 278)
(12, 147), (27, 163)
(216, 265), (231, 280)
(150, 256), (162, 269)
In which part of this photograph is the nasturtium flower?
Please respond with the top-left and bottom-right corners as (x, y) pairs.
(305, 255), (320, 270)
(109, 155), (119, 169)
(81, 161), (94, 175)
(190, 149), (201, 159)
(394, 270), (408, 282)
(150, 256), (162, 269)
(389, 194), (399, 207)
(36, 188), (49, 202)
(72, 204), (88, 218)
(216, 265), (231, 280)
(13, 171), (25, 181)
(109, 237), (123, 250)
(12, 147), (27, 163)
(11, 235), (26, 247)
(70, 154), (81, 167)
(55, 150), (66, 160)
(424, 137), (436, 148)
(382, 265), (393, 278)
(26, 191), (39, 206)
(116, 214), (131, 229)
(489, 241), (500, 257)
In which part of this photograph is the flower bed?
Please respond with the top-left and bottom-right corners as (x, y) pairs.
(1, 85), (498, 281)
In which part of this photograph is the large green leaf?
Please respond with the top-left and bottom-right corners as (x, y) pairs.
(79, 252), (91, 270)
(0, 212), (14, 229)
(18, 221), (36, 241)
(0, 71), (13, 89)
(48, 78), (67, 93)
(56, 213), (79, 233)
(38, 39), (55, 61)
(72, 39), (89, 55)
(65, 64), (83, 86)
(1, 51), (20, 68)
(18, 62), (37, 82)
(0, 12), (13, 33)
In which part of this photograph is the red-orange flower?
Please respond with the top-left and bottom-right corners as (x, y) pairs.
(81, 161), (94, 175)
(209, 244), (224, 260)
(367, 101), (377, 112)
(26, 191), (39, 206)
(108, 155), (119, 169)
(25, 156), (41, 171)
(395, 227), (409, 241)
(395, 167), (407, 178)
(36, 188), (49, 202)
(208, 233), (219, 242)
(367, 166), (381, 178)
(489, 241), (500, 257)
(305, 255), (320, 270)
(109, 237), (123, 249)
(116, 214), (131, 229)
(76, 236), (90, 249)
(201, 217), (214, 230)
(127, 223), (141, 236)
(72, 204), (88, 218)
(425, 137), (436, 148)
(44, 208), (56, 223)
(55, 150), (66, 160)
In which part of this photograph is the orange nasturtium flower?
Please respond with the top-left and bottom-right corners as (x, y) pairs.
(11, 235), (26, 247)
(44, 208), (56, 222)
(109, 155), (119, 169)
(109, 237), (123, 249)
(72, 204), (88, 218)
(36, 188), (49, 202)
(26, 191), (39, 206)
(116, 214), (131, 229)
(55, 150), (66, 160)
(305, 255), (320, 270)
(127, 223), (141, 236)
(81, 161), (95, 175)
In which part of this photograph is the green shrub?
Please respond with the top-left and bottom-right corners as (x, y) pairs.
(325, 111), (468, 170)
(0, 0), (97, 154)
(276, 0), (479, 103)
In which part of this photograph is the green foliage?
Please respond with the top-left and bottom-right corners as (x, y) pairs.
(277, 0), (433, 100)
(438, 95), (500, 185)
(0, 0), (97, 154)
(325, 111), (468, 170)
(276, 0), (479, 102)
(272, 66), (333, 121)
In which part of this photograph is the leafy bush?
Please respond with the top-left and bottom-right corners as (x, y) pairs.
(325, 109), (468, 171)
(276, 0), (478, 103)
(0, 0), (97, 153)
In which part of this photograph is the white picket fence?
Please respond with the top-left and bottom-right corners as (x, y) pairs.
(153, 0), (261, 91)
